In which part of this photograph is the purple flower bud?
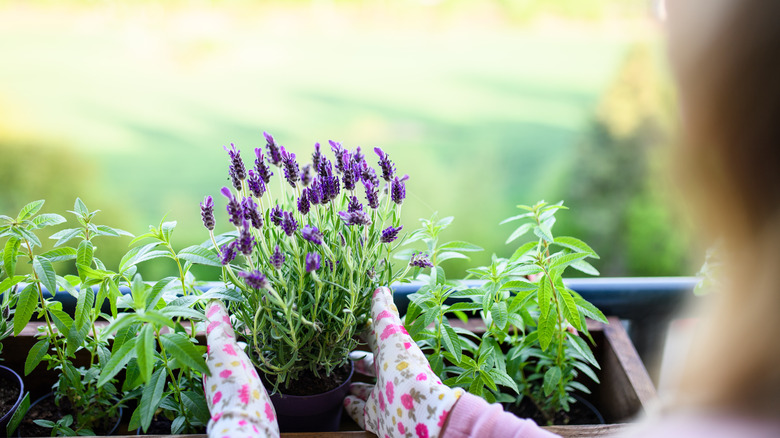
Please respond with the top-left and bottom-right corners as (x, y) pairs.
(391, 176), (406, 205)
(342, 152), (358, 191)
(241, 197), (263, 229)
(236, 221), (255, 255)
(200, 195), (215, 230)
(281, 211), (298, 236)
(254, 148), (273, 184)
(301, 225), (323, 245)
(338, 210), (372, 227)
(359, 161), (379, 187)
(308, 179), (323, 205)
(220, 241), (237, 265)
(347, 196), (363, 213)
(317, 157), (332, 178)
(225, 143), (247, 190)
(330, 140), (347, 174)
(239, 269), (268, 290)
(353, 146), (365, 167)
(264, 131), (283, 167)
(374, 147), (395, 182)
(280, 146), (300, 187)
(381, 225), (403, 243)
(297, 189), (310, 215)
(247, 170), (266, 199)
(410, 251), (433, 268)
(221, 187), (242, 227)
(364, 181), (380, 209)
(300, 164), (313, 187)
(312, 142), (324, 174)
(269, 245), (285, 269)
(305, 252), (321, 272)
(270, 205), (284, 227)
(322, 175), (340, 202)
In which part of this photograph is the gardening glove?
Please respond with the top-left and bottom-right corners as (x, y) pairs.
(203, 299), (280, 438)
(344, 286), (464, 438)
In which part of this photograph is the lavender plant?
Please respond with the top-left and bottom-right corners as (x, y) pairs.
(200, 134), (408, 392)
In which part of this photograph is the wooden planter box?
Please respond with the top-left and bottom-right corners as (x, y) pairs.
(5, 317), (655, 437)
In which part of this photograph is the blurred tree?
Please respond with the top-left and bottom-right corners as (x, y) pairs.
(560, 43), (692, 276)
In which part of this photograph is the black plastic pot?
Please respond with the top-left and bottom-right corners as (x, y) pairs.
(17, 393), (122, 437)
(269, 361), (355, 433)
(0, 365), (24, 433)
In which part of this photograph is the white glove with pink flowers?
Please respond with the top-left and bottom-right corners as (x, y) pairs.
(344, 287), (464, 438)
(203, 299), (279, 438)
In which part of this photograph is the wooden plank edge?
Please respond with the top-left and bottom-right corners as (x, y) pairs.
(602, 317), (658, 411)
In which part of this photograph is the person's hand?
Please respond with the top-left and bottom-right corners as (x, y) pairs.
(344, 287), (463, 438)
(203, 300), (280, 438)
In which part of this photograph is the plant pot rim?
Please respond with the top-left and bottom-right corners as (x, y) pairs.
(0, 365), (24, 426)
(270, 360), (355, 401)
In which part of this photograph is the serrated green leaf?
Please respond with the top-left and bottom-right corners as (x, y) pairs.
(543, 366), (562, 397)
(178, 245), (221, 267)
(491, 301), (508, 330)
(554, 236), (598, 258)
(76, 264), (115, 280)
(39, 247), (78, 263)
(538, 306), (557, 352)
(161, 221), (176, 243)
(3, 237), (20, 278)
(567, 332), (600, 369)
(120, 243), (170, 273)
(446, 302), (483, 312)
(160, 332), (208, 374)
(138, 368), (167, 432)
(499, 211), (534, 225)
(572, 359), (600, 383)
(501, 280), (538, 292)
(181, 390), (210, 425)
(574, 296), (608, 323)
(506, 223), (533, 245)
(570, 259), (600, 276)
(49, 307), (74, 336)
(436, 251), (469, 263)
(6, 391), (30, 435)
(33, 256), (58, 295)
(25, 340), (49, 375)
(141, 309), (176, 329)
(549, 252), (590, 271)
(486, 369), (519, 393)
(145, 277), (177, 311)
(137, 324), (156, 385)
(74, 285), (95, 330)
(49, 228), (84, 247)
(534, 223), (554, 243)
(98, 336), (137, 386)
(66, 321), (90, 357)
(77, 240), (94, 271)
(14, 284), (38, 336)
(31, 213), (67, 229)
(439, 241), (482, 252)
(440, 323), (462, 363)
(538, 274), (552, 318)
(159, 306), (205, 321)
(559, 288), (582, 331)
(0, 275), (24, 293)
(107, 279), (122, 318)
(17, 200), (45, 222)
(510, 241), (538, 263)
(15, 227), (41, 247)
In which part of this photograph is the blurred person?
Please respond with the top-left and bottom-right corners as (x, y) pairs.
(204, 0), (780, 436)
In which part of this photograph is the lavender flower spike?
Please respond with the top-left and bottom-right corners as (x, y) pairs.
(281, 211), (298, 236)
(297, 189), (310, 215)
(264, 131), (282, 167)
(239, 269), (269, 290)
(338, 210), (372, 227)
(247, 170), (266, 199)
(236, 220), (255, 256)
(280, 146), (300, 188)
(221, 187), (243, 227)
(270, 245), (285, 269)
(254, 148), (273, 184)
(410, 251), (433, 268)
(380, 225), (403, 243)
(347, 196), (363, 213)
(301, 225), (323, 245)
(200, 195), (215, 230)
(391, 176), (406, 205)
(270, 205), (284, 227)
(364, 180), (379, 209)
(220, 241), (237, 265)
(225, 143), (247, 190)
(374, 147), (395, 182)
(305, 252), (321, 272)
(241, 197), (263, 229)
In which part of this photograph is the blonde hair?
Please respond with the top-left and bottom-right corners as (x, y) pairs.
(669, 0), (780, 417)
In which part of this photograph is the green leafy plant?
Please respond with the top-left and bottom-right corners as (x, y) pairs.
(404, 201), (607, 425)
(198, 136), (408, 393)
(0, 199), (135, 436)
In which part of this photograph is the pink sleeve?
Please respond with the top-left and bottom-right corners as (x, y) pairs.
(443, 393), (560, 438)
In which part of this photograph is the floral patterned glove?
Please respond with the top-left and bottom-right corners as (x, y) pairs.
(344, 287), (463, 438)
(203, 300), (280, 438)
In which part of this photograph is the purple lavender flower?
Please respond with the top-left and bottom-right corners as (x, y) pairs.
(341, 152), (358, 191)
(308, 179), (323, 205)
(353, 146), (365, 167)
(297, 189), (310, 215)
(254, 148), (273, 184)
(225, 143), (247, 190)
(330, 140), (347, 174)
(305, 252), (321, 272)
(221, 187), (242, 227)
(380, 225), (403, 243)
(391, 176), (406, 205)
(317, 157), (332, 178)
(312, 142), (324, 175)
(269, 245), (285, 269)
(241, 197), (263, 229)
(247, 170), (266, 199)
(364, 180), (380, 209)
(374, 147), (395, 182)
(301, 225), (323, 245)
(323, 175), (341, 202)
(281, 211), (298, 236)
(410, 251), (433, 268)
(200, 195), (215, 230)
(338, 210), (372, 227)
(270, 205), (284, 227)
(300, 164), (313, 187)
(239, 269), (268, 290)
(360, 161), (379, 187)
(220, 241), (237, 265)
(347, 196), (363, 213)
(236, 221), (255, 255)
(280, 146), (300, 187)
(264, 132), (282, 167)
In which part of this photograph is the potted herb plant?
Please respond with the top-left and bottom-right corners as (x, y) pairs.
(0, 285), (27, 437)
(197, 134), (408, 432)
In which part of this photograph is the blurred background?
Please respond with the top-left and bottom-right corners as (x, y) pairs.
(0, 0), (694, 280)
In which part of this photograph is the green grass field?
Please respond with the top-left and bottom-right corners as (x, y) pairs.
(0, 3), (654, 277)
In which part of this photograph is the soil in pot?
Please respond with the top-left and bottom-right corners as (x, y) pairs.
(273, 362), (352, 396)
(506, 394), (604, 426)
(0, 375), (21, 421)
(17, 394), (121, 437)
